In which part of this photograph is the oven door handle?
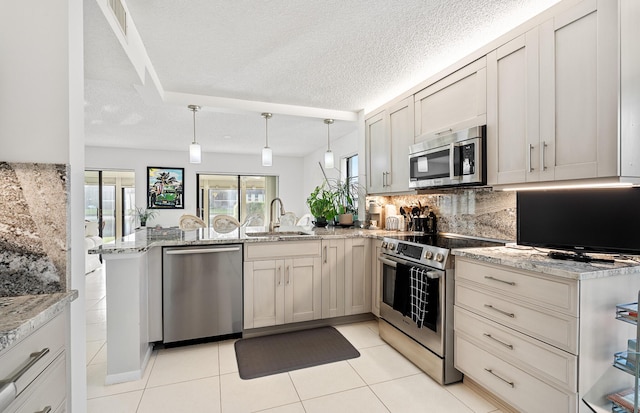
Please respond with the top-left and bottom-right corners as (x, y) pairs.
(377, 255), (442, 279)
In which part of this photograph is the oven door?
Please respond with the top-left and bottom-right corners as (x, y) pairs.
(378, 254), (445, 357)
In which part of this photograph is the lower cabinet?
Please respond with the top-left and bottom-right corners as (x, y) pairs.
(454, 255), (640, 412)
(244, 241), (322, 329)
(321, 238), (371, 319)
(0, 308), (69, 413)
(371, 239), (383, 318)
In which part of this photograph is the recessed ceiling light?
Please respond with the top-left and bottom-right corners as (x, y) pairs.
(223, 135), (232, 140)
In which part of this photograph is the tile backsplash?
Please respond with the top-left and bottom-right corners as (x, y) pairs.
(368, 188), (516, 241)
(0, 162), (67, 296)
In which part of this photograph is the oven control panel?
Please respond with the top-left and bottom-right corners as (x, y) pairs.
(381, 237), (450, 270)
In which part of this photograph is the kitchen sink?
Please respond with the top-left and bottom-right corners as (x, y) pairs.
(245, 231), (314, 237)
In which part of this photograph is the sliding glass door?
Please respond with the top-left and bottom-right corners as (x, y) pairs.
(84, 170), (135, 242)
(197, 174), (278, 228)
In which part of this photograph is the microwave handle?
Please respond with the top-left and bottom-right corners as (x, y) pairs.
(449, 143), (458, 181)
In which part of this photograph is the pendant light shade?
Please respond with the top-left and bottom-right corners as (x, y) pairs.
(324, 119), (334, 169)
(188, 105), (202, 164)
(262, 113), (273, 167)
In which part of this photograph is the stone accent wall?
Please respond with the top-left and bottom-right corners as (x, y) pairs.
(0, 162), (67, 296)
(368, 188), (516, 241)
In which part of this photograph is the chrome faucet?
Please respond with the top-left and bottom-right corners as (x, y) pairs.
(269, 197), (286, 232)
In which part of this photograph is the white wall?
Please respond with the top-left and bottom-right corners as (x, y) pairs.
(1, 1), (87, 411)
(86, 146), (307, 227)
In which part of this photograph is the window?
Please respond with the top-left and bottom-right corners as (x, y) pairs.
(343, 154), (359, 214)
(197, 174), (278, 228)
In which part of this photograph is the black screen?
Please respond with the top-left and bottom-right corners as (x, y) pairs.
(517, 188), (640, 255)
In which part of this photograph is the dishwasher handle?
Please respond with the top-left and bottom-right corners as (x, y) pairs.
(165, 246), (240, 255)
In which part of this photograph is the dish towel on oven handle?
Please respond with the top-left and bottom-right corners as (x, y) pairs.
(410, 266), (439, 332)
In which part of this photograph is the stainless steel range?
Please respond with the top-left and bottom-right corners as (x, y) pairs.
(377, 233), (504, 384)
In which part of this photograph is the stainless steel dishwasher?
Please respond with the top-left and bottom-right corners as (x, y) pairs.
(162, 244), (243, 343)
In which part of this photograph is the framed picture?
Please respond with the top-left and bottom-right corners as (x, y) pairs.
(147, 167), (184, 209)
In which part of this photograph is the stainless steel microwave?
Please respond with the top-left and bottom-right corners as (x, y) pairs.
(408, 126), (486, 190)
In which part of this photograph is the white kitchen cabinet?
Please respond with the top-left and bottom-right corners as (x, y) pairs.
(365, 96), (413, 194)
(0, 309), (68, 413)
(344, 238), (371, 315)
(244, 241), (322, 329)
(488, 0), (620, 187)
(321, 239), (345, 318)
(321, 238), (371, 318)
(487, 29), (540, 185)
(414, 58), (486, 142)
(371, 239), (383, 318)
(538, 0), (618, 182)
(454, 255), (640, 412)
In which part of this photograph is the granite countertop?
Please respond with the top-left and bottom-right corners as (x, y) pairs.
(0, 291), (78, 353)
(453, 245), (640, 280)
(91, 226), (403, 255)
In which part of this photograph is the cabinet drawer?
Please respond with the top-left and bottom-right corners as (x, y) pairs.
(455, 335), (576, 413)
(454, 306), (577, 391)
(6, 353), (66, 413)
(455, 283), (578, 354)
(245, 241), (321, 260)
(0, 311), (66, 396)
(456, 258), (578, 316)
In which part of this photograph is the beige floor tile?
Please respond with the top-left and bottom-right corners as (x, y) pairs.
(86, 340), (105, 365)
(347, 344), (421, 385)
(371, 374), (474, 413)
(137, 377), (221, 413)
(86, 308), (107, 325)
(86, 322), (107, 342)
(218, 339), (239, 374)
(302, 386), (389, 413)
(220, 371), (299, 412)
(445, 382), (499, 413)
(87, 357), (155, 399)
(334, 322), (386, 349)
(255, 402), (306, 413)
(147, 342), (219, 388)
(288, 360), (366, 400)
(86, 390), (143, 413)
(90, 342), (108, 365)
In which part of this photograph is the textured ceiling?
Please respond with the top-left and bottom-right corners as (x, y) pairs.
(84, 0), (561, 156)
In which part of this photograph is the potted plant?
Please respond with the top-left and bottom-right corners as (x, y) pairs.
(331, 176), (363, 226)
(306, 183), (337, 227)
(135, 206), (158, 227)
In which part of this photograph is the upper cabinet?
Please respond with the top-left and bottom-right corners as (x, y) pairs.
(414, 58), (487, 143)
(488, 0), (630, 187)
(365, 97), (414, 194)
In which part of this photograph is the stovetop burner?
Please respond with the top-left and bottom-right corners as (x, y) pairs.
(388, 233), (505, 250)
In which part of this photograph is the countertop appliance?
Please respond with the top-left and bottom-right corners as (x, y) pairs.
(378, 232), (504, 384)
(162, 244), (243, 344)
(409, 126), (486, 190)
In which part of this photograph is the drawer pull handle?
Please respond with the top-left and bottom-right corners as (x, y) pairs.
(483, 333), (514, 350)
(484, 368), (514, 388)
(278, 266), (282, 285)
(3, 348), (50, 384)
(484, 304), (515, 318)
(286, 266), (291, 285)
(35, 407), (52, 413)
(484, 276), (515, 286)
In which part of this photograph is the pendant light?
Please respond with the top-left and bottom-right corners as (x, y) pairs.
(324, 119), (334, 169)
(261, 112), (273, 167)
(188, 104), (201, 164)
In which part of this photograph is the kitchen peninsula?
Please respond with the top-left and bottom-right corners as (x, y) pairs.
(91, 226), (389, 384)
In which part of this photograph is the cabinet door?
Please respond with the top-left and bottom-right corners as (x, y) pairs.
(371, 239), (383, 318)
(366, 111), (389, 193)
(284, 257), (322, 323)
(414, 58), (487, 142)
(539, 0), (618, 181)
(321, 239), (345, 318)
(487, 30), (540, 185)
(244, 260), (284, 328)
(387, 97), (414, 192)
(344, 238), (371, 315)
